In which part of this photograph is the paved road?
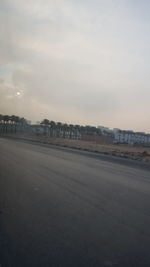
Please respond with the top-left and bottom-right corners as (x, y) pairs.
(0, 138), (150, 267)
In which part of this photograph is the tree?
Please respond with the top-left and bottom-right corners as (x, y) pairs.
(20, 117), (27, 132)
(0, 114), (3, 133)
(0, 114), (29, 134)
(13, 116), (20, 133)
(62, 123), (68, 138)
(69, 124), (74, 139)
(41, 119), (49, 125)
(74, 125), (81, 139)
(3, 115), (10, 133)
(56, 122), (62, 137)
(10, 115), (16, 133)
(40, 119), (49, 136)
(49, 121), (56, 137)
(0, 114), (3, 123)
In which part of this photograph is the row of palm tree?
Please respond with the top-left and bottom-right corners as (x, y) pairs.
(0, 114), (28, 133)
(0, 114), (102, 138)
(39, 119), (102, 139)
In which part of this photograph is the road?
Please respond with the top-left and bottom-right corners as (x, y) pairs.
(0, 138), (150, 267)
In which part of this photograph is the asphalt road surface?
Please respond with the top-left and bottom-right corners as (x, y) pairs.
(0, 138), (150, 267)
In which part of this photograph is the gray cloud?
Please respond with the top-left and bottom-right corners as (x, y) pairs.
(0, 0), (150, 131)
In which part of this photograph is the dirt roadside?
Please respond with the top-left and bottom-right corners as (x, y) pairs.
(1, 133), (150, 165)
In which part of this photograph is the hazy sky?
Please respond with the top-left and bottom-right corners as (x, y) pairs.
(0, 0), (150, 132)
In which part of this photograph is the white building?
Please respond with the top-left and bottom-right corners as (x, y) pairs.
(114, 129), (150, 146)
(98, 126), (113, 135)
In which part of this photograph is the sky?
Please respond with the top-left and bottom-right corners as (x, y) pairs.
(0, 0), (150, 132)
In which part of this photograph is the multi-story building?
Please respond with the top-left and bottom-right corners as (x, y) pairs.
(98, 126), (113, 135)
(113, 129), (150, 146)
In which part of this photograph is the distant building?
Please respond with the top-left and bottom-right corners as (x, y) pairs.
(26, 120), (31, 125)
(97, 126), (113, 135)
(31, 125), (45, 135)
(113, 129), (150, 146)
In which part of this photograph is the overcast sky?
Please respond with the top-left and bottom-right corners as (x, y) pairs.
(0, 0), (150, 132)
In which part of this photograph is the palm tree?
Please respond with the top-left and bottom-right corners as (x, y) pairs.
(80, 125), (85, 135)
(41, 119), (49, 136)
(74, 125), (80, 139)
(0, 114), (3, 123)
(3, 115), (10, 122)
(20, 117), (26, 125)
(56, 122), (62, 138)
(0, 114), (3, 134)
(68, 124), (73, 139)
(0, 114), (29, 134)
(20, 117), (27, 132)
(41, 119), (49, 125)
(10, 115), (16, 123)
(3, 115), (10, 133)
(62, 123), (68, 138)
(49, 121), (56, 137)
(14, 116), (20, 133)
(10, 115), (16, 133)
